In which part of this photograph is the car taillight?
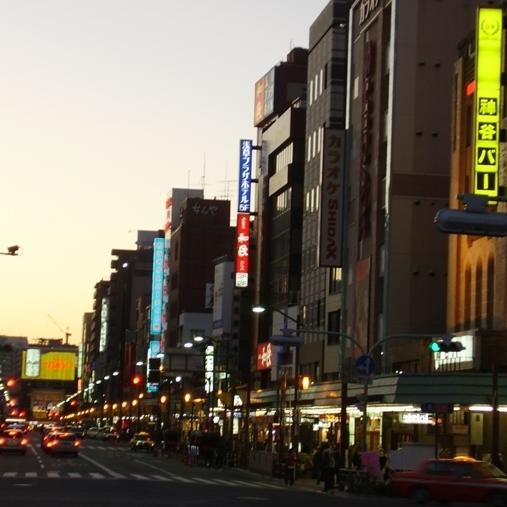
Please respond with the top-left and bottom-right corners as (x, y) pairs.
(46, 441), (57, 447)
(0, 438), (5, 445)
(74, 440), (80, 447)
(21, 439), (28, 445)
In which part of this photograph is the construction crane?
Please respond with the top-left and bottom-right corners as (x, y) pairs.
(47, 314), (72, 345)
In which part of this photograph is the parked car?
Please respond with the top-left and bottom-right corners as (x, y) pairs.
(391, 457), (507, 505)
(130, 432), (155, 452)
(0, 429), (28, 455)
(97, 426), (119, 442)
(43, 432), (80, 457)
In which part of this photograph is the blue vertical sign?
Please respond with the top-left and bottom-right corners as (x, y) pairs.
(238, 139), (253, 212)
(150, 238), (165, 335)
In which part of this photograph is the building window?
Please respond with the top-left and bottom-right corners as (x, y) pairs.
(475, 260), (483, 328)
(327, 310), (340, 345)
(274, 188), (291, 215)
(487, 256), (495, 329)
(324, 63), (328, 90)
(329, 268), (342, 294)
(464, 266), (471, 330)
(275, 144), (293, 173)
(309, 78), (313, 106)
(307, 135), (312, 162)
(314, 73), (319, 102)
(320, 68), (324, 95)
(312, 130), (317, 159)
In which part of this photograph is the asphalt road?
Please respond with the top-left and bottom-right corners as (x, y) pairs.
(0, 433), (482, 507)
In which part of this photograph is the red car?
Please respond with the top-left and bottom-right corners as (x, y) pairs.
(391, 458), (507, 505)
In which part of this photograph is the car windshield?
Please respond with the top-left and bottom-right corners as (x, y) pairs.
(474, 463), (507, 478)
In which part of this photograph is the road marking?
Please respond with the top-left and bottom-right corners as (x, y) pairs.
(28, 444), (45, 470)
(213, 478), (236, 486)
(252, 481), (284, 490)
(68, 472), (82, 478)
(169, 475), (193, 483)
(79, 453), (124, 479)
(229, 480), (263, 488)
(3, 472), (17, 478)
(47, 471), (60, 478)
(14, 484), (33, 488)
(191, 477), (216, 484)
(151, 474), (173, 482)
(89, 473), (106, 480)
(25, 472), (37, 478)
(131, 474), (150, 481)
(131, 458), (177, 477)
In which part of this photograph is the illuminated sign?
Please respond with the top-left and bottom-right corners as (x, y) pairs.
(205, 345), (214, 393)
(235, 212), (250, 287)
(400, 413), (433, 425)
(150, 237), (165, 335)
(238, 139), (253, 213)
(25, 348), (41, 377)
(254, 68), (275, 126)
(99, 297), (109, 352)
(256, 342), (272, 371)
(319, 129), (345, 267)
(22, 351), (77, 381)
(473, 8), (502, 199)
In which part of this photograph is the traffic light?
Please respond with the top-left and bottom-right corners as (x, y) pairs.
(428, 340), (465, 353)
(132, 374), (142, 386)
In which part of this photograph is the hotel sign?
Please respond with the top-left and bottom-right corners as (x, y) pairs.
(235, 212), (250, 287)
(238, 139), (253, 213)
(473, 8), (503, 199)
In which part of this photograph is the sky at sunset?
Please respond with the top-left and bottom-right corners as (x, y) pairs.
(0, 0), (329, 344)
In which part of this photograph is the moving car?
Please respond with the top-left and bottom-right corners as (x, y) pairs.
(84, 427), (100, 439)
(65, 425), (86, 438)
(97, 426), (119, 442)
(43, 432), (80, 456)
(391, 458), (507, 505)
(0, 429), (28, 455)
(130, 432), (155, 452)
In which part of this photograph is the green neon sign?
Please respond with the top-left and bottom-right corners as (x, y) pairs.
(473, 8), (503, 199)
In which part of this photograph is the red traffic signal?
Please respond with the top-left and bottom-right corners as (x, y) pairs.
(132, 374), (142, 386)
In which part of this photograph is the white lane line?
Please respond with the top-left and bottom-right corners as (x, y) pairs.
(131, 458), (178, 478)
(28, 444), (45, 470)
(191, 477), (216, 485)
(25, 472), (38, 478)
(169, 475), (193, 483)
(230, 480), (263, 488)
(151, 474), (173, 482)
(3, 472), (17, 478)
(131, 473), (150, 481)
(252, 481), (284, 490)
(47, 471), (60, 478)
(89, 473), (106, 480)
(79, 453), (125, 479)
(68, 472), (82, 479)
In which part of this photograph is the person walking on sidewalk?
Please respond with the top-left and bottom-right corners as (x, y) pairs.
(312, 445), (324, 485)
(285, 448), (297, 486)
(322, 443), (335, 492)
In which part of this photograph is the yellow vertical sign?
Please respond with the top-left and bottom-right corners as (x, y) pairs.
(474, 8), (503, 199)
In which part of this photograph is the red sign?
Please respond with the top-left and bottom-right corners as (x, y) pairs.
(256, 342), (272, 370)
(235, 212), (250, 287)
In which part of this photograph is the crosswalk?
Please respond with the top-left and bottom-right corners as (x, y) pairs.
(0, 470), (284, 488)
(80, 445), (128, 451)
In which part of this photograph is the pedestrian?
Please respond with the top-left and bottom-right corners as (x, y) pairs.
(285, 448), (297, 486)
(322, 443), (335, 492)
(312, 445), (324, 484)
(348, 443), (362, 469)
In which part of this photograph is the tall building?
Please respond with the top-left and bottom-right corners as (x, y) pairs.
(167, 197), (235, 347)
(252, 47), (308, 385)
(346, 0), (484, 374)
(299, 0), (348, 381)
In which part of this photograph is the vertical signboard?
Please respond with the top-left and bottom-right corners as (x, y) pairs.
(238, 139), (253, 212)
(150, 237), (165, 335)
(99, 298), (109, 352)
(254, 68), (275, 126)
(205, 345), (214, 393)
(235, 213), (250, 287)
(318, 129), (345, 267)
(235, 139), (253, 288)
(473, 8), (502, 199)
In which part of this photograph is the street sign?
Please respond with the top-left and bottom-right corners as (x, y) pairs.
(269, 335), (303, 346)
(355, 355), (375, 377)
(420, 403), (454, 414)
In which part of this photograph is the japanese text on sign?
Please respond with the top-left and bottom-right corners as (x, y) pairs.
(238, 139), (253, 213)
(235, 212), (250, 287)
(473, 8), (502, 199)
